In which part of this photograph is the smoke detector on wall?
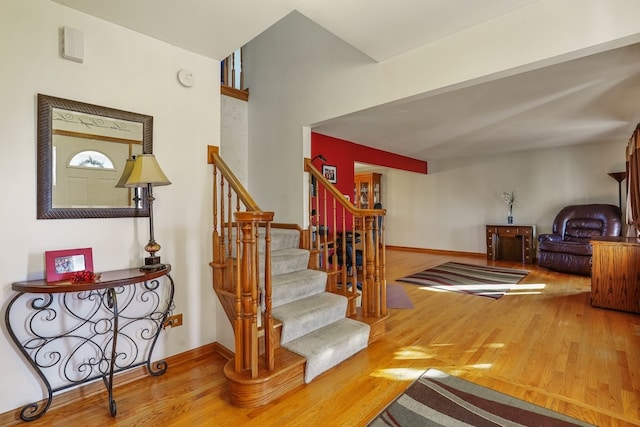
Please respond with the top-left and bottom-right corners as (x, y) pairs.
(177, 69), (194, 87)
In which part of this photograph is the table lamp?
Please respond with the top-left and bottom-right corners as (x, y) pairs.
(119, 154), (172, 270)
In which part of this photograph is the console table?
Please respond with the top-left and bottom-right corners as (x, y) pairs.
(591, 237), (640, 313)
(5, 266), (175, 421)
(486, 225), (536, 264)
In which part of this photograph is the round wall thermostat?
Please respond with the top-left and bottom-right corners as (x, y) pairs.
(177, 69), (195, 87)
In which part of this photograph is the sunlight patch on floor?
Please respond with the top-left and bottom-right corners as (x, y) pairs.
(417, 286), (448, 293)
(505, 283), (547, 295)
(462, 343), (504, 355)
(370, 367), (426, 381)
(416, 283), (547, 295)
(465, 363), (493, 369)
(416, 284), (518, 292)
(483, 343), (504, 349)
(393, 346), (435, 360)
(511, 283), (546, 289)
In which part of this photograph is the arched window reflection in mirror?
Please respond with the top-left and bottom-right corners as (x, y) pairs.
(37, 94), (153, 219)
(68, 150), (115, 169)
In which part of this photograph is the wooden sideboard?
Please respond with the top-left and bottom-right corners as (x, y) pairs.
(590, 237), (640, 313)
(486, 224), (536, 264)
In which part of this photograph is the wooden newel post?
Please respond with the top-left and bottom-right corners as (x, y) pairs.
(234, 211), (274, 378)
(361, 216), (376, 317)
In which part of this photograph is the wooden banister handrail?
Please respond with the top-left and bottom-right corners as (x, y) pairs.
(208, 145), (277, 378)
(305, 158), (386, 218)
(305, 157), (387, 319)
(210, 149), (387, 392)
(209, 146), (260, 211)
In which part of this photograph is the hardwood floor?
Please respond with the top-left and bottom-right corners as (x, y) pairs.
(4, 249), (640, 426)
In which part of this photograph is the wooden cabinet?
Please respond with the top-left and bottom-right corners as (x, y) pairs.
(486, 224), (536, 264)
(591, 237), (640, 313)
(354, 173), (381, 209)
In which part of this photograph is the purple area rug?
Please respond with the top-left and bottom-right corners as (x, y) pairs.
(368, 369), (595, 426)
(397, 262), (529, 299)
(386, 284), (413, 309)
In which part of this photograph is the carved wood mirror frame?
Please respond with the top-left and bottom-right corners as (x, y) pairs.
(37, 94), (153, 219)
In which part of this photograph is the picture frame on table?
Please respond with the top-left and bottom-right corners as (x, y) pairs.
(322, 165), (337, 184)
(45, 247), (94, 283)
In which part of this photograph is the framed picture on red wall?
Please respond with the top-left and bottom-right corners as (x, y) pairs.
(45, 247), (94, 283)
(322, 165), (337, 183)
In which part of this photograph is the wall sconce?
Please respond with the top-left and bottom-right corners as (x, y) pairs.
(311, 154), (327, 163)
(117, 154), (172, 270)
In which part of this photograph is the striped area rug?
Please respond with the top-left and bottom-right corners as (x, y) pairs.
(396, 262), (528, 299)
(368, 369), (595, 427)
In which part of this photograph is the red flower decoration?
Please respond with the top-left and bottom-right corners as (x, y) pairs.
(70, 270), (99, 284)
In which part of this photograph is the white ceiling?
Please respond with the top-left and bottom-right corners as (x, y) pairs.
(316, 43), (640, 160)
(52, 0), (640, 161)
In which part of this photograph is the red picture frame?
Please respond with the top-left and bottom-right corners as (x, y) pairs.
(45, 247), (94, 283)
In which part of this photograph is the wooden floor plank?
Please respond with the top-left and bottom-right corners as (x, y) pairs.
(3, 249), (640, 426)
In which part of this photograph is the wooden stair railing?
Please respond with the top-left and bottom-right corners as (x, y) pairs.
(305, 159), (387, 319)
(207, 147), (388, 406)
(207, 146), (276, 378)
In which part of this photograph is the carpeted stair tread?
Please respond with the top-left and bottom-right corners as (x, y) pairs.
(283, 318), (370, 383)
(271, 269), (328, 308)
(272, 292), (348, 344)
(230, 228), (300, 257)
(260, 228), (300, 252)
(230, 224), (371, 384)
(268, 248), (310, 277)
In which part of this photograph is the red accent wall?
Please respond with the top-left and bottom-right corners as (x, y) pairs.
(311, 132), (428, 199)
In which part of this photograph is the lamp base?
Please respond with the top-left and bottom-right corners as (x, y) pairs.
(140, 256), (165, 272)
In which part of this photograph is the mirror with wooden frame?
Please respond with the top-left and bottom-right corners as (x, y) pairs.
(37, 94), (153, 219)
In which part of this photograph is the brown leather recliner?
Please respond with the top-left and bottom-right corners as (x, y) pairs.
(537, 204), (622, 276)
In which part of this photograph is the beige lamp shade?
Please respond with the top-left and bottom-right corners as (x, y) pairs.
(124, 154), (172, 187)
(115, 158), (136, 188)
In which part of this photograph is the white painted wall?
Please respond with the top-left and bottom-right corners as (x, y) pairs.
(217, 94), (249, 348)
(384, 140), (628, 252)
(0, 1), (219, 413)
(221, 95), (249, 187)
(244, 2), (640, 230)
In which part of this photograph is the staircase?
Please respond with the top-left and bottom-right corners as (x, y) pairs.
(208, 146), (387, 407)
(268, 228), (370, 383)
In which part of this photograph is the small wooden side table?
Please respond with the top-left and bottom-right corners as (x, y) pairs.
(590, 237), (640, 313)
(486, 224), (536, 264)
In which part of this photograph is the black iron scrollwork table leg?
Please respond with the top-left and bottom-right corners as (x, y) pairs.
(5, 266), (175, 421)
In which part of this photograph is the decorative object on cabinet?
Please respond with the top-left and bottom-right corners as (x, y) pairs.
(501, 191), (516, 224)
(118, 154), (172, 270)
(590, 237), (640, 313)
(354, 172), (381, 209)
(537, 204), (621, 275)
(607, 171), (627, 211)
(45, 247), (94, 282)
(486, 225), (536, 264)
(322, 164), (337, 183)
(5, 266), (175, 421)
(37, 94), (153, 219)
